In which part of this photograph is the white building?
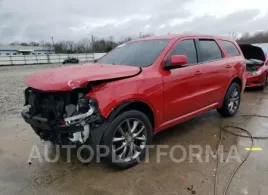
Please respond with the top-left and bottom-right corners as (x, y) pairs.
(0, 45), (54, 56)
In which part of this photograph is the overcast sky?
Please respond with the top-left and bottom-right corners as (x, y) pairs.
(1, 0), (268, 43)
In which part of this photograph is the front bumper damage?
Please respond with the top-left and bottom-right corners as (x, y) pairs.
(21, 110), (109, 149)
(21, 87), (109, 149)
(246, 73), (266, 87)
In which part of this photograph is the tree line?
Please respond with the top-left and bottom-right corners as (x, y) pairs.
(232, 31), (268, 44)
(7, 31), (268, 53)
(8, 34), (154, 54)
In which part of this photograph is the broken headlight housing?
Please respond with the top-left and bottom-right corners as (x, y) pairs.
(64, 97), (98, 126)
(77, 98), (97, 114)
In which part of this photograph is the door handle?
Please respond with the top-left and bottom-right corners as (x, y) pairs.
(225, 64), (232, 68)
(194, 71), (202, 75)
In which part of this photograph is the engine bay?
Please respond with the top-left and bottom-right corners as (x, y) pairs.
(24, 87), (93, 120)
(23, 87), (102, 144)
(239, 44), (266, 74)
(246, 59), (264, 73)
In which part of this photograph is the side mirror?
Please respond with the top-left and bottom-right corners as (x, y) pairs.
(165, 55), (189, 70)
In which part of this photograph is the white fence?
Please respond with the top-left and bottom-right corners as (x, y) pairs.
(0, 53), (106, 66)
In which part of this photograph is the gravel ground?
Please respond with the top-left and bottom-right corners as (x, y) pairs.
(0, 64), (59, 120)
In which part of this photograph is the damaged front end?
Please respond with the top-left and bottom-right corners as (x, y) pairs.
(246, 59), (264, 75)
(21, 87), (106, 146)
(240, 44), (266, 75)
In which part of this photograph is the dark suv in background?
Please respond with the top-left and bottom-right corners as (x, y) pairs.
(62, 57), (79, 64)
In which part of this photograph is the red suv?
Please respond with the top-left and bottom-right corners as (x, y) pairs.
(21, 35), (246, 168)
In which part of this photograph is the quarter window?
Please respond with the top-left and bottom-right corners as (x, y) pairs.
(168, 39), (198, 65)
(220, 40), (240, 56)
(198, 39), (222, 62)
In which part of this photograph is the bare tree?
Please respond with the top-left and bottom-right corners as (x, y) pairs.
(229, 32), (238, 40)
(237, 31), (268, 44)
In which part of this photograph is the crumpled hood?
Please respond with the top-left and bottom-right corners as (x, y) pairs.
(25, 63), (141, 91)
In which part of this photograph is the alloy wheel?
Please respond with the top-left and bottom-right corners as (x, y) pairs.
(112, 118), (147, 162)
(228, 86), (240, 114)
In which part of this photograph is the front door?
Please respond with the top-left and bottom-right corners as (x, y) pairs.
(162, 39), (200, 122)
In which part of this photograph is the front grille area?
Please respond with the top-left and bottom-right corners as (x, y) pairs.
(25, 88), (72, 120)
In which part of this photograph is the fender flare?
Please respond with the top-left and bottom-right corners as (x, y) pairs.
(89, 101), (142, 150)
(107, 101), (134, 121)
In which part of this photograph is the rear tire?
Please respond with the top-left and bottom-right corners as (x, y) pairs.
(101, 110), (153, 169)
(217, 82), (241, 117)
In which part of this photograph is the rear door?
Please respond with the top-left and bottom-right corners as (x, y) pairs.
(193, 38), (228, 109)
(219, 39), (244, 86)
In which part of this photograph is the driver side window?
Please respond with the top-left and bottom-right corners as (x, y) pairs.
(166, 39), (198, 66)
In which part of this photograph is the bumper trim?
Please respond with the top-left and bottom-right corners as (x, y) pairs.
(21, 111), (83, 133)
(21, 110), (109, 149)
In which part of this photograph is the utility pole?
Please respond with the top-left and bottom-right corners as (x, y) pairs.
(76, 42), (78, 59)
(91, 35), (95, 52)
(51, 37), (55, 53)
(88, 34), (90, 53)
(91, 34), (95, 55)
(88, 34), (95, 61)
(110, 36), (114, 50)
(88, 34), (95, 60)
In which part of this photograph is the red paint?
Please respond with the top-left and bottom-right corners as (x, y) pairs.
(246, 66), (267, 88)
(25, 35), (246, 133)
(25, 63), (140, 91)
(170, 55), (188, 67)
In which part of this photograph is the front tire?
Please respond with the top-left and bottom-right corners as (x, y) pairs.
(217, 82), (241, 117)
(101, 110), (153, 169)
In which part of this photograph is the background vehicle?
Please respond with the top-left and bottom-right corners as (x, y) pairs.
(239, 44), (268, 90)
(62, 57), (79, 64)
(22, 35), (246, 169)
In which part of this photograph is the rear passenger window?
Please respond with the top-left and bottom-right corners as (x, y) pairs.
(168, 39), (197, 65)
(220, 40), (240, 56)
(198, 39), (222, 62)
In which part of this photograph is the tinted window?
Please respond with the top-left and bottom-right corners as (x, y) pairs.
(199, 39), (222, 62)
(220, 40), (240, 56)
(98, 40), (170, 67)
(168, 39), (197, 65)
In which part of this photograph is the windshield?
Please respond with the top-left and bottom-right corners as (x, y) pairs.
(98, 39), (170, 67)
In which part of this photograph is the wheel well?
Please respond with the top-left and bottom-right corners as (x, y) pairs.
(111, 101), (155, 129)
(231, 77), (242, 91)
